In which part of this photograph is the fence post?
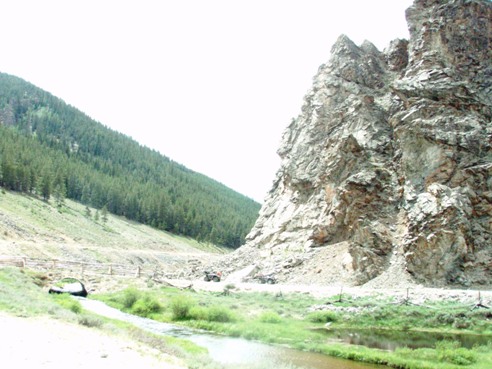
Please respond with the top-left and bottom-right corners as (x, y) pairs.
(108, 265), (113, 275)
(22, 258), (26, 268)
(136, 266), (141, 278)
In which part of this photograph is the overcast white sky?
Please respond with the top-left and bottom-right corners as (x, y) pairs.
(1, 0), (413, 202)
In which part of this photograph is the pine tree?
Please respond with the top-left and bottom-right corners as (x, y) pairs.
(39, 173), (52, 201)
(53, 178), (66, 208)
(101, 205), (108, 223)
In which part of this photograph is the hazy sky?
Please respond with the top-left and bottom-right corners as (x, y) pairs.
(1, 0), (413, 202)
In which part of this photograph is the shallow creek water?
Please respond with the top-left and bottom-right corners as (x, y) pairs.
(77, 298), (379, 369)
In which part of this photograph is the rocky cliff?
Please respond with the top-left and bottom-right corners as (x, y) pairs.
(217, 0), (492, 288)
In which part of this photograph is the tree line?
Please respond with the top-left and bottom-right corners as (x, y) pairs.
(0, 73), (261, 248)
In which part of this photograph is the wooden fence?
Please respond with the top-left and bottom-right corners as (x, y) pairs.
(0, 255), (170, 279)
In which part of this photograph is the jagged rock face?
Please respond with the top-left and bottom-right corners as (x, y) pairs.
(230, 0), (492, 288)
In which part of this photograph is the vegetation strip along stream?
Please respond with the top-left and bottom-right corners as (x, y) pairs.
(93, 282), (492, 369)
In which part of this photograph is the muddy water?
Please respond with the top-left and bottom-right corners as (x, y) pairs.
(78, 298), (379, 369)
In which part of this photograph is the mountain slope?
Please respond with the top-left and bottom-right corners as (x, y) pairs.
(0, 189), (224, 273)
(0, 73), (260, 248)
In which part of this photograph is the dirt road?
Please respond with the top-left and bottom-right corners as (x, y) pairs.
(169, 278), (492, 306)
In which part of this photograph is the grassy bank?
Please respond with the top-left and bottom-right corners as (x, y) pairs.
(94, 284), (492, 369)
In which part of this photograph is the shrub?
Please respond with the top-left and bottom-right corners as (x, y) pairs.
(436, 341), (477, 365)
(453, 318), (471, 330)
(370, 307), (391, 321)
(189, 306), (209, 321)
(78, 314), (103, 328)
(221, 284), (236, 296)
(207, 306), (236, 322)
(434, 313), (456, 325)
(188, 305), (236, 322)
(306, 310), (338, 323)
(259, 311), (282, 324)
(171, 295), (195, 320)
(131, 296), (162, 317)
(122, 287), (141, 309)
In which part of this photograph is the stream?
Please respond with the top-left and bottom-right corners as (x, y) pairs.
(77, 298), (379, 369)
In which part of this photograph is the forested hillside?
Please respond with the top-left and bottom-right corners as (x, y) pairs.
(0, 72), (260, 248)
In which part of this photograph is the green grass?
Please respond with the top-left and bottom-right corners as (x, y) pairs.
(94, 285), (492, 369)
(0, 267), (67, 317)
(51, 294), (83, 314)
(314, 342), (492, 369)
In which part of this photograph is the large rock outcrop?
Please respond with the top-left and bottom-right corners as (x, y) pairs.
(220, 0), (492, 288)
